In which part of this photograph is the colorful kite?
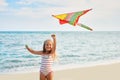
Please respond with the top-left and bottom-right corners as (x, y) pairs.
(52, 9), (93, 31)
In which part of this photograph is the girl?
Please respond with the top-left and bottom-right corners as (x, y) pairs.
(25, 34), (56, 80)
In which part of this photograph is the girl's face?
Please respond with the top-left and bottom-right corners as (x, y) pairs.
(45, 40), (53, 52)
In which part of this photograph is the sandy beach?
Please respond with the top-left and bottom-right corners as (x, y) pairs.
(0, 62), (120, 80)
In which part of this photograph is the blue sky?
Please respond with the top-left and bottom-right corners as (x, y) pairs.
(0, 0), (120, 31)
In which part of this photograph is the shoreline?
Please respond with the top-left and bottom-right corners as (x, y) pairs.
(0, 61), (120, 80)
(1, 59), (120, 74)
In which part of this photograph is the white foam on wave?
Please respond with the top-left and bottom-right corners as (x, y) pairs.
(1, 58), (120, 74)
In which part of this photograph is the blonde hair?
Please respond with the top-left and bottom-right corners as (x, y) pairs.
(43, 39), (57, 60)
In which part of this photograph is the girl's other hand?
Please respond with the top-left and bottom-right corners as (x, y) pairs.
(25, 45), (28, 48)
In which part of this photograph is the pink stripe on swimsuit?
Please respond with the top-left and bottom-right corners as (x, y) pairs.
(40, 55), (53, 76)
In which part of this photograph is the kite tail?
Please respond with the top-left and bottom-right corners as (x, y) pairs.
(77, 23), (93, 31)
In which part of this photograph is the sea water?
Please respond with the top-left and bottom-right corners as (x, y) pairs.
(0, 31), (120, 73)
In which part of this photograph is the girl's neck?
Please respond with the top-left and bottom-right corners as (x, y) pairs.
(44, 51), (51, 54)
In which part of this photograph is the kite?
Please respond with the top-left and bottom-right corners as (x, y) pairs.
(52, 9), (93, 31)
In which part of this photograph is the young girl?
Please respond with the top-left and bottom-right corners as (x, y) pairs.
(25, 34), (56, 80)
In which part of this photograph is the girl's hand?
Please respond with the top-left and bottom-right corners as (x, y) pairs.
(51, 34), (56, 38)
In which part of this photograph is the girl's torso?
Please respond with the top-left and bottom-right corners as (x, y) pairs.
(40, 54), (54, 76)
(40, 54), (54, 69)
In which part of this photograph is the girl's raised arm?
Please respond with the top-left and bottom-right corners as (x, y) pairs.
(50, 34), (56, 59)
(51, 34), (56, 53)
(25, 45), (43, 55)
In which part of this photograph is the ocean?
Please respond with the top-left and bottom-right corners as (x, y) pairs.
(0, 31), (120, 73)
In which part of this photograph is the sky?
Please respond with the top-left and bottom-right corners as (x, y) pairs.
(0, 0), (120, 31)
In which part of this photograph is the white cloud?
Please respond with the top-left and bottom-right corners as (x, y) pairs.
(17, 0), (59, 5)
(0, 0), (8, 6)
(0, 0), (8, 11)
(14, 7), (49, 18)
(16, 0), (60, 6)
(16, 0), (38, 5)
(14, 0), (92, 18)
(2, 0), (120, 17)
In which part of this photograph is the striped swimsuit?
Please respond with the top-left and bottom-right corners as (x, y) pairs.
(40, 54), (53, 76)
